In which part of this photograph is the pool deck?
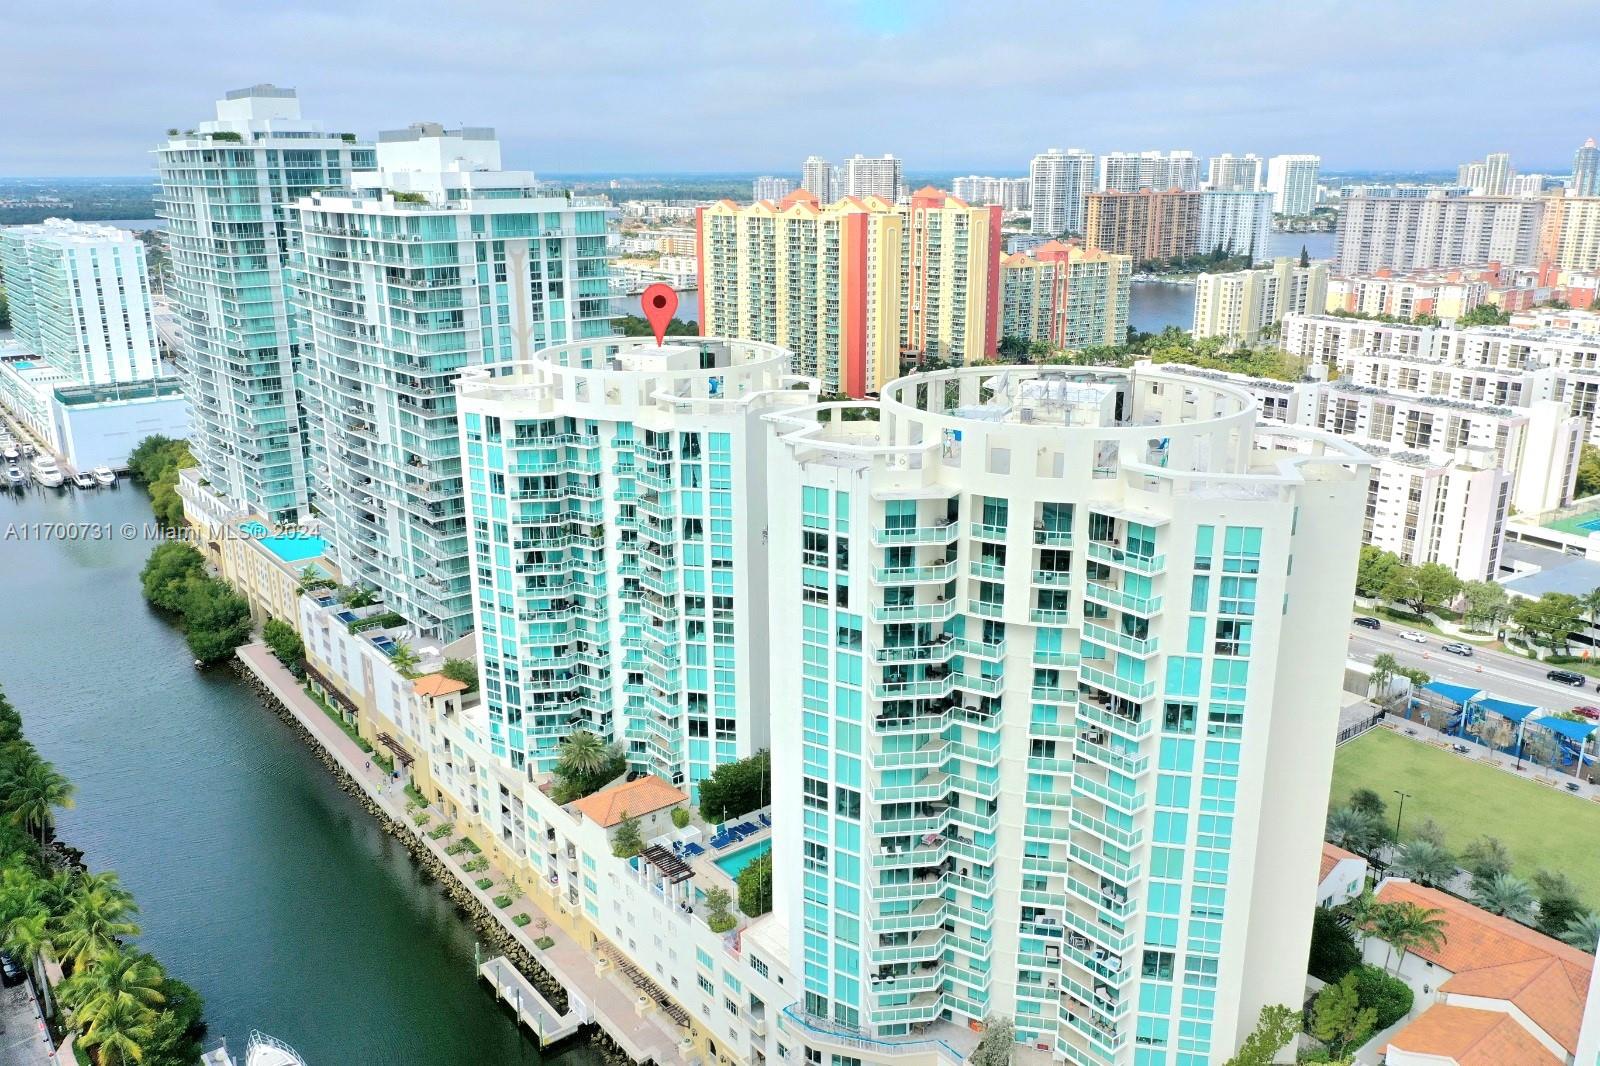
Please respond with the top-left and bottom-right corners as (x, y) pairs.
(1542, 509), (1600, 536)
(690, 826), (772, 898)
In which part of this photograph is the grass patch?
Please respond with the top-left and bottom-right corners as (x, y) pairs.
(493, 894), (513, 908)
(514, 914), (532, 928)
(476, 877), (493, 890)
(413, 812), (431, 828)
(1332, 729), (1600, 907)
(462, 857), (489, 873)
(427, 822), (454, 840)
(404, 782), (428, 807)
(459, 837), (482, 855)
(534, 935), (555, 949)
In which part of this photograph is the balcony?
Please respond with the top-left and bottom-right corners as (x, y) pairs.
(1086, 542), (1166, 575)
(870, 737), (949, 770)
(873, 560), (958, 584)
(1068, 807), (1143, 850)
(875, 638), (958, 665)
(1068, 841), (1140, 885)
(870, 898), (946, 934)
(969, 523), (1008, 542)
(872, 674), (956, 700)
(1033, 528), (1074, 547)
(1030, 569), (1072, 588)
(871, 842), (949, 870)
(872, 600), (957, 624)
(1071, 773), (1146, 815)
(869, 928), (945, 965)
(1081, 623), (1158, 658)
(1029, 607), (1073, 625)
(872, 522), (959, 547)
(1074, 735), (1151, 778)
(1083, 582), (1161, 617)
(1078, 664), (1156, 702)
(1076, 701), (1154, 740)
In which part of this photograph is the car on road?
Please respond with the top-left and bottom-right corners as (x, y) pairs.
(1573, 705), (1600, 721)
(1399, 631), (1427, 644)
(0, 952), (25, 988)
(1354, 617), (1381, 630)
(1547, 669), (1587, 688)
(1441, 642), (1474, 657)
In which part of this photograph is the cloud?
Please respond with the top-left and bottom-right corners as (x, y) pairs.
(4, 0), (1599, 175)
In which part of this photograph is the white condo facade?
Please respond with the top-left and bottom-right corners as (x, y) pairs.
(1030, 149), (1098, 236)
(1334, 190), (1545, 274)
(1204, 155), (1261, 192)
(156, 84), (375, 524)
(1265, 155), (1320, 217)
(802, 156), (835, 202)
(1098, 151), (1201, 194)
(1192, 259), (1328, 345)
(763, 366), (1369, 1063)
(952, 176), (1030, 212)
(293, 123), (615, 640)
(0, 219), (159, 385)
(753, 176), (795, 202)
(1196, 191), (1273, 261)
(845, 155), (905, 202)
(1457, 152), (1514, 196)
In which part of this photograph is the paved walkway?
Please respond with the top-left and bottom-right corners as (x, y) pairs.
(0, 979), (59, 1066)
(236, 644), (690, 1064)
(1378, 714), (1600, 801)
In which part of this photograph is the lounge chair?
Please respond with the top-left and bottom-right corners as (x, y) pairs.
(758, 813), (772, 827)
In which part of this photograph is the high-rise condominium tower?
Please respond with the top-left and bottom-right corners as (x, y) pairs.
(1265, 155), (1321, 217)
(801, 156), (835, 202)
(1031, 148), (1098, 236)
(1099, 151), (1201, 194)
(753, 175), (795, 202)
(457, 336), (811, 787)
(1457, 152), (1514, 196)
(765, 366), (1369, 1062)
(845, 154), (904, 201)
(1573, 138), (1600, 197)
(156, 85), (374, 524)
(0, 220), (159, 385)
(294, 123), (614, 639)
(1205, 154), (1262, 192)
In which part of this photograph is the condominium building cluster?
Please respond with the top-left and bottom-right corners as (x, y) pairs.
(1191, 259), (1328, 345)
(0, 218), (189, 468)
(697, 187), (1003, 395)
(1000, 240), (1132, 349)
(752, 175), (795, 202)
(1333, 189), (1548, 274)
(952, 175), (1031, 212)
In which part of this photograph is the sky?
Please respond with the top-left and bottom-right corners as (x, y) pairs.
(5, 0), (1600, 177)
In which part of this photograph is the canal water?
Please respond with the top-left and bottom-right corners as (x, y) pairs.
(1128, 230), (1339, 335)
(0, 485), (598, 1066)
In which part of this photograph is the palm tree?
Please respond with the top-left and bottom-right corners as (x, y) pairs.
(4, 907), (58, 1019)
(1391, 840), (1459, 888)
(59, 948), (165, 1033)
(555, 730), (610, 779)
(77, 993), (155, 1066)
(4, 759), (75, 848)
(55, 876), (140, 971)
(1474, 872), (1536, 921)
(1372, 901), (1448, 974)
(1560, 911), (1600, 952)
(388, 641), (421, 680)
(1369, 653), (1398, 703)
(1581, 587), (1600, 632)
(1326, 807), (1385, 855)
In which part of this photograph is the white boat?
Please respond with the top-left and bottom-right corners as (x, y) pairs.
(92, 466), (116, 487)
(5, 467), (23, 490)
(201, 1030), (309, 1066)
(31, 457), (62, 488)
(71, 471), (96, 490)
(1, 446), (17, 462)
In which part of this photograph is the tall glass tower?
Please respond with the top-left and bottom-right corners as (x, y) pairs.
(155, 85), (373, 524)
(764, 366), (1369, 1063)
(294, 124), (615, 639)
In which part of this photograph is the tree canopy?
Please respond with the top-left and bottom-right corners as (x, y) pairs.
(697, 750), (771, 823)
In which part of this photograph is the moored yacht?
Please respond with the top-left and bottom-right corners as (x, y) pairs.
(92, 466), (117, 487)
(31, 456), (62, 488)
(5, 467), (24, 490)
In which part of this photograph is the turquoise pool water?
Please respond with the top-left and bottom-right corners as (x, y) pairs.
(712, 838), (771, 877)
(13, 361), (34, 369)
(241, 520), (329, 563)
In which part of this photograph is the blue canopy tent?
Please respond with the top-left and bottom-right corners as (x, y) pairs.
(1462, 695), (1540, 755)
(1413, 681), (1482, 733)
(1528, 714), (1599, 772)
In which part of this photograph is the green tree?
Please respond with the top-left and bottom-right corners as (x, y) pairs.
(611, 811), (643, 859)
(704, 885), (735, 933)
(1560, 911), (1600, 951)
(1461, 580), (1511, 632)
(1512, 591), (1585, 650)
(177, 576), (252, 664)
(441, 658), (478, 692)
(997, 335), (1029, 359)
(1299, 245), (1311, 268)
(736, 849), (773, 917)
(339, 585), (378, 609)
(616, 313), (697, 339)
(56, 873), (142, 970)
(1310, 973), (1378, 1058)
(138, 542), (205, 613)
(670, 807), (690, 830)
(1390, 840), (1457, 888)
(1355, 546), (1401, 599)
(1460, 837), (1513, 882)
(262, 618), (303, 673)
(78, 993), (155, 1066)
(1532, 870), (1585, 939)
(1381, 561), (1459, 616)
(1326, 806), (1389, 855)
(1369, 901), (1447, 974)
(60, 946), (166, 1033)
(0, 288), (8, 330)
(1458, 303), (1511, 327)
(697, 749), (772, 822)
(551, 731), (626, 802)
(388, 641), (421, 680)
(970, 1016), (1016, 1066)
(1473, 872), (1535, 921)
(1348, 789), (1386, 817)
(1307, 905), (1361, 982)
(1224, 1004), (1298, 1066)
(4, 758), (75, 849)
(1576, 445), (1600, 499)
(1351, 964), (1413, 1029)
(1368, 654), (1398, 702)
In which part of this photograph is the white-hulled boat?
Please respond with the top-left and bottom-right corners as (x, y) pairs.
(92, 466), (116, 487)
(200, 1030), (309, 1066)
(71, 471), (96, 490)
(31, 457), (62, 488)
(5, 467), (24, 490)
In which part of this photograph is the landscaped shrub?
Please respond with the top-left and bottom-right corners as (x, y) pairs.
(1308, 907), (1361, 982)
(476, 877), (493, 890)
(513, 914), (532, 927)
(428, 822), (454, 840)
(671, 807), (691, 829)
(1352, 964), (1413, 1029)
(493, 894), (513, 908)
(534, 935), (555, 949)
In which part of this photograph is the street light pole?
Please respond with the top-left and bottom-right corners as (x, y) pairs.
(1392, 789), (1411, 854)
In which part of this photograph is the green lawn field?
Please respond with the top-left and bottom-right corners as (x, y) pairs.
(1330, 728), (1600, 907)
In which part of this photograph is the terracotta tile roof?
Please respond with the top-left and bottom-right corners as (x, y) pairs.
(571, 775), (688, 828)
(413, 673), (468, 697)
(1375, 880), (1594, 1052)
(1321, 842), (1361, 882)
(1387, 1004), (1560, 1066)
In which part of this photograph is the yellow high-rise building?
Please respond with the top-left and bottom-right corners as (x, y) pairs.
(698, 190), (902, 396)
(1000, 239), (1132, 351)
(1539, 195), (1600, 273)
(899, 187), (1003, 368)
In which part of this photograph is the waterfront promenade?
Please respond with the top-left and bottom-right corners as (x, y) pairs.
(235, 644), (690, 1064)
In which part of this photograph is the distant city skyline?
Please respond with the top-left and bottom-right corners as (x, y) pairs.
(5, 0), (1600, 176)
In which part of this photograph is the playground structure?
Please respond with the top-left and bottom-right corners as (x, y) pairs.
(1410, 680), (1599, 779)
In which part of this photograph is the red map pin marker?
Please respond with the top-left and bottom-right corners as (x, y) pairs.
(641, 283), (678, 347)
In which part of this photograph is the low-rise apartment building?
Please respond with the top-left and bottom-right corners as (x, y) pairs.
(1192, 259), (1328, 345)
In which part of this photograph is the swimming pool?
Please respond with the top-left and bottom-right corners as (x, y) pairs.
(240, 520), (329, 563)
(712, 838), (771, 878)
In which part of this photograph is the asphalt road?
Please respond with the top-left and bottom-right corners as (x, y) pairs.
(1348, 623), (1599, 713)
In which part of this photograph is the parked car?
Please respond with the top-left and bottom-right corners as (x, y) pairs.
(1547, 669), (1586, 688)
(1573, 705), (1600, 721)
(1354, 617), (1381, 630)
(1441, 642), (1474, 657)
(1399, 631), (1427, 645)
(0, 952), (25, 988)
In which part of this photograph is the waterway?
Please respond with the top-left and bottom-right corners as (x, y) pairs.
(0, 485), (597, 1065)
(1128, 230), (1338, 335)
